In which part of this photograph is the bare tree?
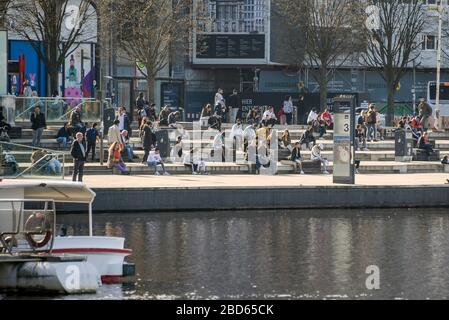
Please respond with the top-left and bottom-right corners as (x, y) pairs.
(363, 0), (425, 125)
(98, 0), (193, 104)
(276, 0), (366, 111)
(6, 0), (96, 95)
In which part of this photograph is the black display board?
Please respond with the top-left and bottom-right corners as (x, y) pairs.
(196, 34), (265, 59)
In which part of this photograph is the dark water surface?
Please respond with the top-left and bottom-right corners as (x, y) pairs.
(3, 208), (449, 300)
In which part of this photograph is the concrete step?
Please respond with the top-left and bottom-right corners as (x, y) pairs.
(13, 160), (448, 177)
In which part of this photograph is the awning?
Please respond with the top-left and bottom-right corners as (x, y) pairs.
(0, 180), (96, 204)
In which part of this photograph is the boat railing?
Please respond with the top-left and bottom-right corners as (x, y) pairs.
(0, 141), (68, 180)
(0, 199), (56, 255)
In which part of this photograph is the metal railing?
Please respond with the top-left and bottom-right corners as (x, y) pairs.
(0, 141), (68, 180)
(0, 96), (102, 123)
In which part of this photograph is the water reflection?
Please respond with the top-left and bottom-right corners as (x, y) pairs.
(6, 208), (449, 300)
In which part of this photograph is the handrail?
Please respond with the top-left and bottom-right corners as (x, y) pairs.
(56, 99), (97, 121)
(1, 141), (68, 180)
(0, 141), (69, 155)
(15, 100), (43, 119)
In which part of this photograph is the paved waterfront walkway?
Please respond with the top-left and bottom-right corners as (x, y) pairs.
(83, 173), (449, 189)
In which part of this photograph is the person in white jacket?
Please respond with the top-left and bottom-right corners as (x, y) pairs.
(230, 119), (244, 151)
(147, 148), (170, 175)
(108, 120), (122, 146)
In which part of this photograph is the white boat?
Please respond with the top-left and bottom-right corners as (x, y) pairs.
(0, 179), (133, 282)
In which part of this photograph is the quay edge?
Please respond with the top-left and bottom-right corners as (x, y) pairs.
(58, 185), (449, 213)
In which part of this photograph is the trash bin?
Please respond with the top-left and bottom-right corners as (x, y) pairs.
(395, 129), (413, 162)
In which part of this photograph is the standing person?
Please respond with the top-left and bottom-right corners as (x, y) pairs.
(30, 107), (46, 147)
(108, 120), (122, 146)
(283, 96), (294, 125)
(228, 89), (241, 124)
(86, 123), (99, 161)
(117, 106), (132, 135)
(136, 92), (148, 125)
(56, 122), (71, 149)
(142, 120), (156, 163)
(418, 99), (433, 131)
(366, 104), (378, 142)
(70, 107), (84, 136)
(70, 132), (87, 182)
(214, 88), (227, 123)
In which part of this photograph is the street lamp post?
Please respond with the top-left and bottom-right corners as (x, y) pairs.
(435, 0), (445, 123)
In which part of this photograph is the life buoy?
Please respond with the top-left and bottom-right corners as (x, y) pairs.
(24, 212), (53, 249)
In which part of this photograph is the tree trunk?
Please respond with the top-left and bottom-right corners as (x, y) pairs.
(146, 76), (156, 109)
(47, 67), (59, 97)
(319, 67), (328, 112)
(386, 86), (395, 126)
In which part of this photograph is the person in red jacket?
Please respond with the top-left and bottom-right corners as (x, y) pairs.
(320, 108), (333, 129)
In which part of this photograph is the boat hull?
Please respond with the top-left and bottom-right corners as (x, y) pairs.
(37, 236), (132, 279)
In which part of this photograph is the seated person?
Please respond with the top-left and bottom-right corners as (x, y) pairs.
(107, 142), (130, 175)
(56, 122), (71, 149)
(158, 106), (171, 126)
(279, 130), (293, 151)
(355, 124), (368, 151)
(147, 147), (170, 175)
(418, 132), (433, 158)
(168, 111), (180, 129)
(170, 136), (184, 163)
(31, 150), (62, 175)
(299, 128), (316, 150)
(243, 124), (257, 153)
(230, 119), (244, 151)
(290, 142), (304, 175)
(320, 108), (333, 129)
(0, 107), (11, 133)
(120, 130), (136, 162)
(311, 143), (329, 175)
(441, 155), (448, 165)
(262, 106), (277, 127)
(183, 149), (207, 175)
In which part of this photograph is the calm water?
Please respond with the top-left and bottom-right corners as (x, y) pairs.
(3, 208), (449, 300)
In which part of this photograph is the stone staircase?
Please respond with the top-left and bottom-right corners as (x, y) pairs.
(4, 121), (449, 176)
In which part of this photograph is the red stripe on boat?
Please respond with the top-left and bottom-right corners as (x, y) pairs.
(42, 248), (133, 255)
